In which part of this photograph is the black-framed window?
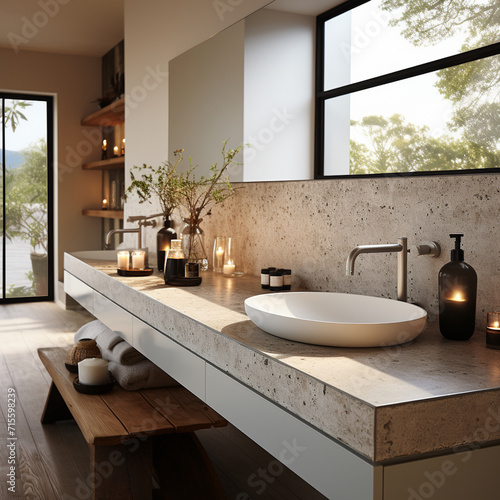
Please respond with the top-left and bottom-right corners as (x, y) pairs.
(315, 0), (500, 179)
(1, 93), (54, 302)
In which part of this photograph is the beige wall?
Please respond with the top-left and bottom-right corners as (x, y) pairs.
(0, 47), (102, 296)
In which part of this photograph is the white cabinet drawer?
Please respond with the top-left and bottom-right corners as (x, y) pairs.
(93, 292), (134, 345)
(64, 271), (94, 314)
(132, 317), (205, 400)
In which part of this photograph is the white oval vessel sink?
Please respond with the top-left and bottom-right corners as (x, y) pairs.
(244, 292), (427, 347)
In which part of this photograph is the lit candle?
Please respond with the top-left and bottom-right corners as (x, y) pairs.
(447, 291), (466, 302)
(78, 358), (109, 385)
(132, 250), (145, 269)
(102, 198), (108, 210)
(121, 138), (125, 155)
(486, 312), (500, 349)
(101, 139), (107, 159)
(223, 260), (235, 275)
(216, 247), (224, 267)
(113, 146), (119, 157)
(117, 251), (130, 270)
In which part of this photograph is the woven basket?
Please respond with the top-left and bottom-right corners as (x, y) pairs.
(69, 338), (102, 365)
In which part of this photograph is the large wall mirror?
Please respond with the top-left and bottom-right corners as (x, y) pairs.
(169, 0), (500, 182)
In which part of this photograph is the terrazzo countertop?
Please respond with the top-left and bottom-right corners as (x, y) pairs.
(65, 252), (500, 463)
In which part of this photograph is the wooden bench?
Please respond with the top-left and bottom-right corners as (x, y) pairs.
(38, 347), (227, 500)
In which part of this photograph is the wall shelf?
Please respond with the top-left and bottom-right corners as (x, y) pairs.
(82, 209), (123, 219)
(82, 157), (125, 170)
(81, 97), (125, 127)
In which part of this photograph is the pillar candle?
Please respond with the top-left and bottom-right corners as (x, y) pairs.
(223, 260), (235, 275)
(78, 358), (109, 385)
(132, 250), (145, 269)
(117, 251), (130, 270)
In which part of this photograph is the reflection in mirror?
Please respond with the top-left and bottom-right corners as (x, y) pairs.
(318, 0), (500, 177)
(169, 0), (345, 182)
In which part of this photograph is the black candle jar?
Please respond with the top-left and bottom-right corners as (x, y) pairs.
(486, 312), (500, 349)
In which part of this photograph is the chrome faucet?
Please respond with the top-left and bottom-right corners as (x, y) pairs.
(346, 237), (408, 302)
(105, 213), (162, 249)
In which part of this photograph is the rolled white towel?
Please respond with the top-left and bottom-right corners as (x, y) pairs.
(95, 329), (124, 351)
(108, 359), (179, 391)
(100, 339), (146, 366)
(74, 320), (119, 346)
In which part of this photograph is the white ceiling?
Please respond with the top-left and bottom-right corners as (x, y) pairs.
(0, 0), (124, 57)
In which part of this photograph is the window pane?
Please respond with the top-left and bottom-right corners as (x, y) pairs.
(323, 55), (500, 176)
(5, 99), (49, 297)
(324, 0), (499, 90)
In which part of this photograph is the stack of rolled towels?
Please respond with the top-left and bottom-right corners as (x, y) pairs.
(74, 319), (178, 391)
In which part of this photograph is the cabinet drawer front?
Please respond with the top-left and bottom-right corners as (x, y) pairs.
(64, 271), (94, 314)
(133, 317), (205, 400)
(93, 292), (133, 345)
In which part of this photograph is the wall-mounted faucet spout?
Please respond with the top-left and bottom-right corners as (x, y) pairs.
(105, 214), (160, 249)
(346, 237), (408, 302)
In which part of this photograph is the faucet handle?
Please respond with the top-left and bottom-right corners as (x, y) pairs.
(413, 241), (441, 258)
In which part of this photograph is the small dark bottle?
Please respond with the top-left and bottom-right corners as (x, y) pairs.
(438, 234), (477, 340)
(164, 239), (186, 285)
(157, 217), (177, 272)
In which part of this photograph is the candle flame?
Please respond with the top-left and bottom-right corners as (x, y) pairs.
(494, 321), (500, 328)
(449, 291), (466, 302)
(228, 260), (233, 265)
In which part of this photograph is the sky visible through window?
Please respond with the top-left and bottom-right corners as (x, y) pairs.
(5, 100), (47, 152)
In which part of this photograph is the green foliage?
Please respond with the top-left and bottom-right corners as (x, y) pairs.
(350, 114), (499, 174)
(6, 139), (48, 254)
(380, 0), (500, 149)
(127, 150), (185, 218)
(381, 0), (499, 48)
(6, 272), (35, 298)
(347, 0), (500, 173)
(177, 141), (244, 225)
(129, 142), (243, 224)
(1, 101), (32, 132)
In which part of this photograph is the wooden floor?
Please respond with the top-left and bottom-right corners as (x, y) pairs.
(0, 301), (327, 500)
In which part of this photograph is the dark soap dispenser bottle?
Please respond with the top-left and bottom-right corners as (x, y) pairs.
(438, 233), (477, 340)
(156, 217), (177, 272)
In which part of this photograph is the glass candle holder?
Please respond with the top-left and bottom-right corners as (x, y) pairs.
(222, 237), (242, 277)
(117, 251), (130, 270)
(131, 250), (146, 270)
(486, 312), (500, 349)
(213, 236), (227, 273)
